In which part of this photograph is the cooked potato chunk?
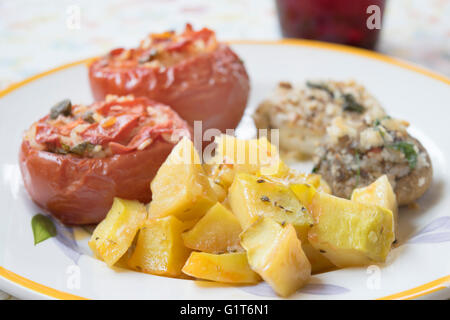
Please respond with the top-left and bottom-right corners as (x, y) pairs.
(302, 244), (335, 274)
(89, 197), (147, 267)
(181, 218), (200, 232)
(148, 137), (217, 221)
(207, 177), (227, 202)
(240, 217), (311, 297)
(291, 184), (395, 267)
(204, 162), (235, 191)
(351, 175), (398, 240)
(182, 252), (260, 284)
(263, 170), (332, 194)
(229, 173), (313, 242)
(209, 135), (288, 181)
(182, 202), (242, 253)
(127, 216), (191, 277)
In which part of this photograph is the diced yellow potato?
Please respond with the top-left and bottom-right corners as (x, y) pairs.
(288, 172), (332, 194)
(291, 184), (395, 267)
(182, 202), (242, 253)
(220, 198), (232, 211)
(181, 219), (200, 232)
(204, 162), (235, 190)
(351, 175), (398, 240)
(127, 216), (191, 277)
(264, 171), (332, 194)
(212, 134), (288, 178)
(256, 158), (290, 178)
(207, 177), (227, 202)
(115, 246), (136, 269)
(148, 137), (217, 221)
(290, 183), (316, 206)
(182, 252), (260, 284)
(89, 198), (147, 267)
(256, 173), (333, 273)
(240, 217), (311, 297)
(229, 173), (313, 242)
(304, 173), (332, 194)
(302, 244), (336, 274)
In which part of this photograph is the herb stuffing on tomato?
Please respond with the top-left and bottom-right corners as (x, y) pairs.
(19, 95), (190, 225)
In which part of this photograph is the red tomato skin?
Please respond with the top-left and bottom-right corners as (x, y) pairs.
(89, 44), (250, 133)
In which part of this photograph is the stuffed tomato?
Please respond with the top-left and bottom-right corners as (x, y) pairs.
(89, 24), (250, 133)
(19, 95), (190, 225)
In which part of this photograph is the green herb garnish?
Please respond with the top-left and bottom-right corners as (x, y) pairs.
(82, 111), (96, 124)
(31, 214), (57, 245)
(50, 99), (72, 119)
(56, 143), (71, 155)
(342, 94), (365, 113)
(373, 115), (391, 127)
(306, 81), (334, 97)
(388, 141), (417, 169)
(373, 122), (385, 139)
(70, 142), (95, 156)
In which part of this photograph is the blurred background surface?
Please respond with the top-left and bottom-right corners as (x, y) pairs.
(0, 0), (449, 91)
(0, 0), (449, 300)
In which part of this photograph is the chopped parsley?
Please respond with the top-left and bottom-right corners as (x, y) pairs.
(69, 142), (95, 156)
(56, 143), (71, 155)
(306, 81), (334, 97)
(50, 99), (72, 119)
(82, 111), (96, 124)
(373, 115), (391, 127)
(342, 94), (365, 113)
(388, 141), (418, 169)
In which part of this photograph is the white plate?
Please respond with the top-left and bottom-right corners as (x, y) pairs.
(0, 40), (449, 300)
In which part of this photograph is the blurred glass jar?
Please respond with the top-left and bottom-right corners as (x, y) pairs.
(276, 0), (386, 50)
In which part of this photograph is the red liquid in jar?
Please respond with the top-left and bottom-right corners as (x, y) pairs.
(276, 0), (386, 50)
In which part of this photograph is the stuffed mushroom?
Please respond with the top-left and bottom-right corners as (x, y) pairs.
(312, 116), (432, 205)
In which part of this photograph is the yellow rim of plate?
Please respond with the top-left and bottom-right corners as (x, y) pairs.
(0, 39), (448, 300)
(0, 267), (87, 300)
